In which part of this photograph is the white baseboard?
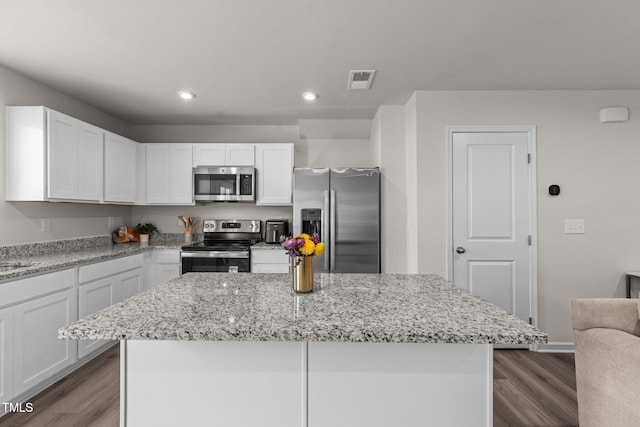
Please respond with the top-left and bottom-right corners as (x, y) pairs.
(535, 341), (575, 353)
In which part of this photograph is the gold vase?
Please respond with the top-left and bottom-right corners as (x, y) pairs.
(292, 256), (313, 293)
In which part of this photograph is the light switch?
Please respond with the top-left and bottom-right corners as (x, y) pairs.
(108, 216), (115, 227)
(565, 219), (585, 234)
(41, 218), (50, 232)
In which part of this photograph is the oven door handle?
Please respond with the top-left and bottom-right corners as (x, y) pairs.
(181, 251), (249, 259)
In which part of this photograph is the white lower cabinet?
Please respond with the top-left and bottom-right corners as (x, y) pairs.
(77, 276), (117, 358)
(251, 250), (290, 273)
(13, 288), (78, 396)
(0, 307), (14, 404)
(153, 249), (181, 287)
(0, 249), (169, 408)
(120, 269), (143, 301)
(78, 254), (143, 358)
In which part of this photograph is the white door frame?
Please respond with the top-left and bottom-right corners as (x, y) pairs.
(446, 125), (538, 331)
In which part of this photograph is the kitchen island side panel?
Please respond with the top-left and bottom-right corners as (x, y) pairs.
(124, 340), (305, 427)
(123, 340), (491, 427)
(308, 342), (491, 427)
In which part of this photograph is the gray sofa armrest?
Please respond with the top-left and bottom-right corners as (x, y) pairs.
(571, 298), (640, 336)
(571, 299), (640, 426)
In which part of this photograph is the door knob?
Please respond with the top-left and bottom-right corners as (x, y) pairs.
(456, 246), (466, 254)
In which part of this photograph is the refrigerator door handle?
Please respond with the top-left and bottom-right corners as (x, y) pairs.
(324, 190), (330, 271)
(330, 190), (336, 271)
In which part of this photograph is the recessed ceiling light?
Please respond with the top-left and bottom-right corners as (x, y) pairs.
(178, 91), (195, 100)
(302, 91), (318, 102)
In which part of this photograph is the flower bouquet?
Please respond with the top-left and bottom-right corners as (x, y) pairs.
(282, 233), (324, 293)
(282, 233), (325, 257)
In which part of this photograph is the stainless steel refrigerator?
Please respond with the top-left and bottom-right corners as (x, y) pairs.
(293, 168), (380, 273)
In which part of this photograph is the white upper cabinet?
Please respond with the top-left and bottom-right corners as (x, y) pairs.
(47, 110), (79, 199)
(77, 122), (104, 201)
(6, 107), (103, 202)
(255, 143), (294, 206)
(226, 144), (255, 165)
(145, 144), (170, 203)
(193, 144), (225, 166)
(170, 144), (194, 204)
(104, 132), (137, 203)
(144, 144), (193, 205)
(193, 144), (255, 166)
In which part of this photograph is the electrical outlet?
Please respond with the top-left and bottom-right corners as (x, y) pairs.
(108, 216), (115, 227)
(565, 219), (585, 234)
(41, 218), (50, 232)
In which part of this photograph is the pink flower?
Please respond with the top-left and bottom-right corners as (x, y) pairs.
(283, 238), (299, 250)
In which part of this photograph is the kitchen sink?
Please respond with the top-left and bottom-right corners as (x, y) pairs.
(0, 261), (33, 272)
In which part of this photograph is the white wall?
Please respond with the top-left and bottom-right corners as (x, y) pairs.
(404, 94), (419, 273)
(132, 204), (292, 236)
(296, 119), (377, 168)
(372, 106), (407, 273)
(130, 124), (299, 144)
(410, 90), (640, 344)
(130, 120), (376, 169)
(0, 65), (133, 245)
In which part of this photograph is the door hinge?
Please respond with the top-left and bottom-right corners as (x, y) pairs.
(527, 153), (531, 164)
(528, 235), (532, 246)
(529, 317), (533, 325)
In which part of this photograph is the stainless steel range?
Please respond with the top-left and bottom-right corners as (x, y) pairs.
(181, 219), (261, 274)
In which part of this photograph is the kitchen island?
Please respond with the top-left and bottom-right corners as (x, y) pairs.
(60, 273), (547, 427)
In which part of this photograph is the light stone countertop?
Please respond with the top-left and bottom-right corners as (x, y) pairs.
(0, 237), (184, 282)
(251, 242), (286, 251)
(1, 236), (281, 282)
(59, 273), (548, 345)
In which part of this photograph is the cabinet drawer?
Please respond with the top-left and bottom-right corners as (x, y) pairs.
(252, 264), (290, 274)
(251, 250), (290, 264)
(0, 269), (74, 308)
(156, 250), (180, 264)
(79, 254), (143, 283)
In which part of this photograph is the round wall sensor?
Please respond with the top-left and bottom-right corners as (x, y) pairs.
(548, 185), (560, 196)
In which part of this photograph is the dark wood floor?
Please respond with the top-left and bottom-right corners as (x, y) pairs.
(494, 350), (578, 427)
(1, 347), (577, 426)
(0, 344), (120, 427)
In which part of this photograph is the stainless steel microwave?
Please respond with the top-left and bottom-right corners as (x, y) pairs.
(193, 166), (255, 202)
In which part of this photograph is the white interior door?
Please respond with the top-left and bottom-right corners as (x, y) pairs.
(451, 130), (534, 326)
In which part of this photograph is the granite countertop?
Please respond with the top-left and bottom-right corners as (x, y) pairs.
(0, 235), (185, 282)
(59, 273), (548, 345)
(251, 242), (285, 250)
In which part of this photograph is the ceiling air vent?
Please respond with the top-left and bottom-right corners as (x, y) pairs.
(347, 70), (376, 90)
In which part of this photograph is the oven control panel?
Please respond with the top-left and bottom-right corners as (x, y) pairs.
(202, 219), (261, 234)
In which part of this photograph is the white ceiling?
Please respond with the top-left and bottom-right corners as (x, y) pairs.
(1, 0), (639, 125)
